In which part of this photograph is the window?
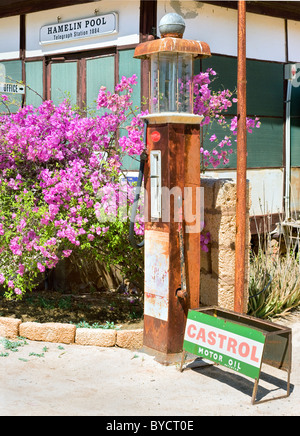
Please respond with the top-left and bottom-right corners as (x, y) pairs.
(0, 60), (23, 113)
(86, 55), (115, 115)
(201, 55), (284, 169)
(51, 61), (78, 106)
(25, 61), (44, 107)
(119, 48), (142, 171)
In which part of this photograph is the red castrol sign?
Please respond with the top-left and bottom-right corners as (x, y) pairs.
(183, 310), (266, 379)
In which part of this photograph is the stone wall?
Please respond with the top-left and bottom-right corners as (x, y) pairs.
(200, 177), (251, 313)
(0, 316), (143, 349)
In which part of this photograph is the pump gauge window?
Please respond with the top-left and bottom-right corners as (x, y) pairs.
(150, 150), (162, 219)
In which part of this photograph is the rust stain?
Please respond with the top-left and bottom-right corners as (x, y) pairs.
(144, 230), (170, 321)
(134, 37), (211, 59)
(144, 292), (169, 322)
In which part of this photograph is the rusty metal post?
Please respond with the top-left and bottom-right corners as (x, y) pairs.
(234, 0), (247, 314)
(142, 123), (201, 362)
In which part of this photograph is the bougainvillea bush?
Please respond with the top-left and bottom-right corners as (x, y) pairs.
(194, 68), (260, 250)
(0, 69), (259, 298)
(194, 68), (260, 170)
(0, 75), (146, 298)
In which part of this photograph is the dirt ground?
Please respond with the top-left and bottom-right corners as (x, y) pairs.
(0, 312), (299, 416)
(0, 288), (144, 330)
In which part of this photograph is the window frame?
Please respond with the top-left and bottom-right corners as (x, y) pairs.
(44, 47), (118, 111)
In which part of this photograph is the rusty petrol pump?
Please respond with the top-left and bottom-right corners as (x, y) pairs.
(133, 13), (211, 363)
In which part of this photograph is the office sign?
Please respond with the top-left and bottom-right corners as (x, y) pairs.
(40, 13), (118, 45)
(183, 310), (266, 379)
(0, 83), (25, 95)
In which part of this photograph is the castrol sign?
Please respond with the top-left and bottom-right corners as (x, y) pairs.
(183, 310), (266, 379)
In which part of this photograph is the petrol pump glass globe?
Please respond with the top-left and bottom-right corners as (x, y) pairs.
(133, 12), (211, 122)
(150, 52), (193, 114)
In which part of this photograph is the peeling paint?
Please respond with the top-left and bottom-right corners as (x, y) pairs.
(144, 230), (170, 321)
(169, 0), (204, 20)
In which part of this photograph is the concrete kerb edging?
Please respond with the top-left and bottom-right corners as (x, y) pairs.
(0, 317), (143, 350)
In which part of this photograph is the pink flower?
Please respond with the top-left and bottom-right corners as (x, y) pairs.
(17, 264), (25, 276)
(201, 232), (211, 252)
(192, 69), (260, 171)
(62, 250), (72, 258)
(37, 262), (45, 273)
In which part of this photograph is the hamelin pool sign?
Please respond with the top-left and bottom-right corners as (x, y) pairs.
(183, 310), (266, 379)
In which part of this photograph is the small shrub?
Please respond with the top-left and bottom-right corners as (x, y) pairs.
(248, 249), (300, 319)
(74, 320), (120, 329)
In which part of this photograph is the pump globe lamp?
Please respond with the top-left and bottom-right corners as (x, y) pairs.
(134, 13), (211, 124)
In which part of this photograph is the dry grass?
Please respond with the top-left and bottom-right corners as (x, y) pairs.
(248, 210), (300, 319)
(248, 248), (300, 319)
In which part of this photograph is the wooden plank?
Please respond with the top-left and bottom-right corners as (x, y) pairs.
(139, 0), (157, 41)
(201, 1), (300, 22)
(0, 0), (96, 18)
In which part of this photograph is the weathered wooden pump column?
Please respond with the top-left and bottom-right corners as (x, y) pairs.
(134, 13), (211, 363)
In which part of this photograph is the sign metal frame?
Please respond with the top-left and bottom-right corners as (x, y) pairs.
(40, 12), (118, 45)
(180, 306), (292, 405)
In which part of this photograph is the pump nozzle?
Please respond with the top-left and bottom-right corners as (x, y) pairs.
(176, 196), (188, 299)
